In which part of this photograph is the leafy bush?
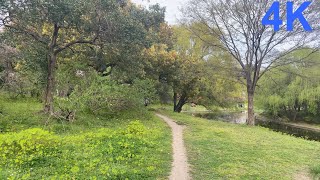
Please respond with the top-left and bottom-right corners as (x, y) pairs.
(133, 79), (158, 106)
(57, 75), (146, 118)
(0, 96), (43, 133)
(0, 128), (60, 168)
(0, 116), (11, 133)
(0, 121), (169, 179)
(55, 69), (157, 120)
(0, 103), (6, 132)
(0, 102), (4, 114)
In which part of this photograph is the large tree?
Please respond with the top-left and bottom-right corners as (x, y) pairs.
(0, 0), (162, 114)
(182, 0), (320, 125)
(0, 0), (108, 113)
(143, 24), (242, 112)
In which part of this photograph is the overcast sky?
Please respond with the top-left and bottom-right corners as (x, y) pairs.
(131, 0), (187, 24)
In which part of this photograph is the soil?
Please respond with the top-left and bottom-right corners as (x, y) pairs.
(156, 113), (191, 180)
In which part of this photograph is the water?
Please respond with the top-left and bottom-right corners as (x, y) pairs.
(191, 111), (320, 141)
(192, 111), (248, 124)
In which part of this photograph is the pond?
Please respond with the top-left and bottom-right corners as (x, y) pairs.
(256, 120), (320, 141)
(189, 111), (248, 124)
(188, 111), (320, 141)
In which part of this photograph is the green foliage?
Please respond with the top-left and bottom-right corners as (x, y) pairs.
(0, 120), (171, 179)
(1, 0), (171, 112)
(133, 79), (159, 105)
(256, 49), (320, 122)
(312, 165), (320, 178)
(143, 25), (243, 111)
(0, 129), (60, 168)
(0, 31), (47, 99)
(0, 95), (43, 133)
(54, 66), (153, 119)
(70, 76), (144, 116)
(0, 116), (13, 133)
(0, 102), (4, 114)
(0, 96), (171, 179)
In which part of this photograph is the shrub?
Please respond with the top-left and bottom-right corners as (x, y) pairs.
(61, 76), (145, 117)
(0, 121), (168, 179)
(0, 103), (4, 114)
(133, 79), (158, 106)
(0, 116), (11, 133)
(0, 128), (60, 168)
(55, 72), (155, 120)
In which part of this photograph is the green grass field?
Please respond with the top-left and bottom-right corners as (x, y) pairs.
(161, 110), (320, 180)
(0, 96), (172, 179)
(3, 95), (320, 179)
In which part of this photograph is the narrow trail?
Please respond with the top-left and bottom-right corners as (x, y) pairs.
(156, 113), (191, 180)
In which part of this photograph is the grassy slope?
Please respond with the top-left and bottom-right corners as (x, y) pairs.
(0, 96), (172, 179)
(161, 110), (320, 180)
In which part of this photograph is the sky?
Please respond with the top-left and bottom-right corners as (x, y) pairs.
(131, 0), (186, 25)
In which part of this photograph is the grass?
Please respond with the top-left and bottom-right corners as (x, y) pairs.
(0, 96), (172, 179)
(182, 105), (209, 112)
(5, 95), (320, 179)
(160, 110), (320, 180)
(312, 166), (320, 179)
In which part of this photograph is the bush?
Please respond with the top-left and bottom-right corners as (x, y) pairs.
(55, 70), (158, 120)
(0, 103), (4, 114)
(0, 103), (6, 132)
(57, 76), (145, 117)
(0, 128), (60, 168)
(0, 116), (11, 133)
(0, 121), (168, 179)
(133, 79), (158, 106)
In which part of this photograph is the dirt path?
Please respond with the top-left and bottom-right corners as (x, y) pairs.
(156, 113), (191, 180)
(294, 170), (312, 180)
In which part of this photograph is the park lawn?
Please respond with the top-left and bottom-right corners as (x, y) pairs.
(0, 96), (172, 179)
(161, 110), (320, 180)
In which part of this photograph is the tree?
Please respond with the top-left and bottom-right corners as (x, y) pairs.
(0, 30), (49, 98)
(256, 49), (320, 122)
(173, 25), (243, 112)
(182, 0), (320, 125)
(171, 25), (210, 112)
(0, 0), (161, 114)
(141, 44), (175, 109)
(0, 0), (107, 113)
(143, 24), (242, 112)
(198, 53), (245, 110)
(0, 41), (18, 90)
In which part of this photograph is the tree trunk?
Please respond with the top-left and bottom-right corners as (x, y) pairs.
(44, 52), (56, 114)
(174, 93), (187, 113)
(293, 109), (298, 121)
(43, 24), (59, 115)
(173, 92), (177, 112)
(3, 58), (14, 85)
(247, 90), (255, 125)
(174, 101), (184, 113)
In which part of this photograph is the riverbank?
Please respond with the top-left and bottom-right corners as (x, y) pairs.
(257, 119), (320, 141)
(160, 110), (320, 179)
(188, 110), (320, 141)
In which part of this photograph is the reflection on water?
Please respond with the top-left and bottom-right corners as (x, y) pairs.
(191, 111), (248, 124)
(190, 111), (320, 141)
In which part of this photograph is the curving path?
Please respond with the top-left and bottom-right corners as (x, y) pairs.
(156, 113), (191, 180)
